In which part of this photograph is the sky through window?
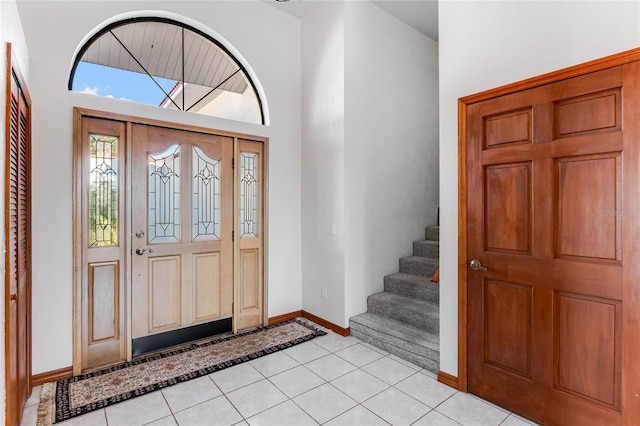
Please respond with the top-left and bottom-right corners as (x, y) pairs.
(73, 62), (177, 106)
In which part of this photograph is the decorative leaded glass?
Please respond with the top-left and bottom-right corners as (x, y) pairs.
(149, 145), (181, 243)
(192, 146), (221, 240)
(89, 134), (119, 247)
(240, 152), (259, 238)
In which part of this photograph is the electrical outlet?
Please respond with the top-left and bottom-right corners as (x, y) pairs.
(321, 288), (328, 300)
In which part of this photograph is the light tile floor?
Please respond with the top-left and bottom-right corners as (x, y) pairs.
(21, 323), (539, 426)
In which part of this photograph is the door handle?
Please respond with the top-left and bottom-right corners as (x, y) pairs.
(135, 248), (154, 255)
(469, 259), (488, 271)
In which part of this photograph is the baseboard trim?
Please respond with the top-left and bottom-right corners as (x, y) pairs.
(267, 310), (350, 336)
(437, 371), (459, 390)
(32, 366), (73, 387)
(268, 310), (303, 325)
(302, 310), (350, 336)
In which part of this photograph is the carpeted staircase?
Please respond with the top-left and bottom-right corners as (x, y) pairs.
(349, 226), (440, 373)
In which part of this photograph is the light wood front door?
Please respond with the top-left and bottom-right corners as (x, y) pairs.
(75, 113), (266, 371)
(130, 125), (233, 354)
(465, 64), (637, 424)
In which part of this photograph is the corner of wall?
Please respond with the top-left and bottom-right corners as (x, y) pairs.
(300, 1), (347, 328)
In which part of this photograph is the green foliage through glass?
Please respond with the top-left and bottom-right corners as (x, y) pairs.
(89, 134), (119, 247)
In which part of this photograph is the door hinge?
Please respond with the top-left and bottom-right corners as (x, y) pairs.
(232, 230), (235, 241)
(232, 157), (235, 169)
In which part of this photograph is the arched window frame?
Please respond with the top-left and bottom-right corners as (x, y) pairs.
(68, 15), (268, 125)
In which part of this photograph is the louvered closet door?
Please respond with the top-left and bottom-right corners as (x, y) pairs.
(5, 54), (31, 426)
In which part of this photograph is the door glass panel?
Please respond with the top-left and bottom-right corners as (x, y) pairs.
(89, 134), (118, 247)
(192, 146), (221, 240)
(240, 152), (258, 238)
(149, 144), (181, 243)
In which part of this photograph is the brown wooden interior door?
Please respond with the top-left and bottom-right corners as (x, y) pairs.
(467, 66), (628, 425)
(131, 125), (233, 345)
(5, 45), (31, 426)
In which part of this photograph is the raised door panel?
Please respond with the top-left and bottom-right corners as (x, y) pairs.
(484, 108), (532, 148)
(555, 293), (620, 408)
(555, 154), (621, 262)
(485, 163), (532, 254)
(149, 256), (181, 331)
(554, 89), (621, 138)
(240, 249), (259, 311)
(193, 253), (221, 321)
(88, 262), (119, 342)
(86, 261), (124, 367)
(484, 281), (532, 377)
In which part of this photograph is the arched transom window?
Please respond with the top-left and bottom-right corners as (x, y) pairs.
(70, 18), (264, 124)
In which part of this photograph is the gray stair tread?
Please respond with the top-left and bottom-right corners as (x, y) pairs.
(384, 273), (439, 304)
(367, 291), (438, 331)
(386, 272), (433, 286)
(350, 312), (439, 348)
(350, 312), (440, 372)
(414, 240), (439, 247)
(400, 256), (439, 265)
(369, 291), (437, 312)
(399, 256), (439, 277)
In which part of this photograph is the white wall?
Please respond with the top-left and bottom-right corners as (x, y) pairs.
(301, 1), (439, 327)
(343, 1), (438, 324)
(198, 87), (262, 124)
(301, 2), (346, 326)
(16, 0), (302, 375)
(1, 0), (30, 420)
(439, 0), (640, 376)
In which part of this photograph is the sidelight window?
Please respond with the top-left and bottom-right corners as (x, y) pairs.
(240, 152), (259, 238)
(89, 134), (119, 247)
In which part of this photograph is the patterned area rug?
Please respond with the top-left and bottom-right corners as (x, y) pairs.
(37, 319), (325, 425)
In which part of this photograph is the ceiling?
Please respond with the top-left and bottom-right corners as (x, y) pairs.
(81, 21), (247, 95)
(264, 0), (438, 42)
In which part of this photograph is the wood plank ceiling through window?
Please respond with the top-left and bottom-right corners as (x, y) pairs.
(80, 21), (248, 111)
